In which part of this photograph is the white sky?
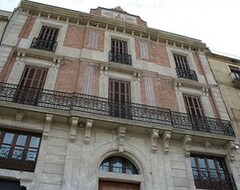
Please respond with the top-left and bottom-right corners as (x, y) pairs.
(1, 0), (239, 59)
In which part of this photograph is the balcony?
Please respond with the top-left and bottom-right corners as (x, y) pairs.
(230, 72), (240, 88)
(30, 37), (58, 52)
(0, 82), (235, 136)
(176, 67), (198, 81)
(109, 51), (132, 65)
(0, 147), (37, 172)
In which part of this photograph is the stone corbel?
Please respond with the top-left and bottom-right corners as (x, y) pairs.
(183, 135), (192, 157)
(69, 117), (79, 143)
(16, 111), (25, 122)
(52, 58), (62, 69)
(226, 141), (239, 162)
(133, 72), (140, 82)
(163, 131), (171, 154)
(151, 129), (159, 153)
(84, 119), (93, 144)
(43, 114), (53, 138)
(174, 81), (181, 91)
(100, 65), (108, 76)
(118, 126), (127, 152)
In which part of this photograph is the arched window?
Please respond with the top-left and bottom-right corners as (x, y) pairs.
(100, 156), (138, 174)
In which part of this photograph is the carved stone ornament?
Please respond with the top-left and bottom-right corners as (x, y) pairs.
(43, 114), (53, 138)
(183, 135), (192, 157)
(69, 117), (79, 143)
(16, 111), (25, 122)
(151, 129), (159, 153)
(163, 131), (171, 154)
(227, 141), (239, 162)
(84, 119), (93, 144)
(118, 126), (127, 152)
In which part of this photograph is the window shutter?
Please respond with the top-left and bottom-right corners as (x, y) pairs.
(88, 31), (98, 49)
(140, 42), (149, 60)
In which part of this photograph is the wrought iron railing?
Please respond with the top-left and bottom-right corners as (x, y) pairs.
(230, 72), (240, 88)
(176, 67), (198, 81)
(109, 51), (132, 65)
(0, 82), (235, 136)
(0, 146), (38, 172)
(30, 37), (58, 52)
(192, 169), (235, 190)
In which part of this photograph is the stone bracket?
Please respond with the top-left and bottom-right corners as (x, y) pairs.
(69, 117), (79, 143)
(118, 126), (127, 152)
(43, 114), (53, 138)
(16, 111), (25, 122)
(163, 131), (171, 154)
(183, 135), (192, 157)
(84, 119), (93, 144)
(151, 129), (159, 153)
(226, 141), (239, 162)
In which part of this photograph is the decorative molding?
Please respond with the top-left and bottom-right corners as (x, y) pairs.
(69, 117), (79, 143)
(118, 126), (127, 152)
(16, 111), (25, 122)
(183, 135), (192, 157)
(163, 131), (171, 154)
(226, 141), (239, 162)
(84, 119), (93, 144)
(100, 65), (108, 76)
(151, 129), (159, 153)
(43, 114), (53, 138)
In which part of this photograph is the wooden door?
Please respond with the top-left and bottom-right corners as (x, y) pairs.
(99, 181), (139, 190)
(15, 66), (48, 105)
(109, 79), (131, 119)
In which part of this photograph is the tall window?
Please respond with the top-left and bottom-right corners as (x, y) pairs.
(109, 79), (131, 119)
(100, 156), (138, 174)
(15, 66), (48, 105)
(31, 26), (59, 52)
(183, 95), (204, 117)
(174, 54), (198, 80)
(0, 129), (41, 172)
(109, 39), (132, 64)
(190, 155), (233, 189)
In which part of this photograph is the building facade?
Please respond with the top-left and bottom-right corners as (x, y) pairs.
(0, 1), (239, 189)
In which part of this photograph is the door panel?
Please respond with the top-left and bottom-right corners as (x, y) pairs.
(99, 181), (139, 190)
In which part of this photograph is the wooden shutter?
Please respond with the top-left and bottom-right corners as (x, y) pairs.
(19, 66), (48, 89)
(38, 26), (59, 42)
(183, 95), (204, 116)
(140, 42), (149, 60)
(109, 79), (130, 103)
(174, 54), (189, 69)
(111, 39), (128, 54)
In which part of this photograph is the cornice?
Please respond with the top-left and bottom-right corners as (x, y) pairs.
(207, 52), (240, 66)
(20, 0), (206, 52)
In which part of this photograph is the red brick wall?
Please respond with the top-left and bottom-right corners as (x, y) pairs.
(135, 38), (171, 67)
(83, 28), (105, 52)
(64, 25), (85, 48)
(20, 16), (36, 39)
(157, 76), (178, 111)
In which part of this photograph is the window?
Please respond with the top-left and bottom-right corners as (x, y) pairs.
(31, 26), (59, 52)
(183, 95), (204, 117)
(87, 31), (98, 49)
(190, 155), (233, 189)
(109, 39), (132, 65)
(0, 129), (41, 172)
(15, 66), (48, 105)
(229, 65), (240, 88)
(174, 54), (198, 81)
(109, 79), (131, 119)
(100, 156), (138, 174)
(139, 42), (149, 60)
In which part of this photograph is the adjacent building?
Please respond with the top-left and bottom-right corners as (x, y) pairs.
(0, 1), (239, 189)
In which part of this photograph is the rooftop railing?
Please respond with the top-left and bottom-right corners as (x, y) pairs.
(0, 82), (235, 136)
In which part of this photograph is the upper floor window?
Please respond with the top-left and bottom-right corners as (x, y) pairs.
(31, 26), (59, 52)
(15, 66), (48, 105)
(190, 155), (234, 189)
(100, 156), (138, 174)
(0, 129), (41, 172)
(229, 65), (240, 88)
(174, 54), (198, 81)
(183, 95), (204, 117)
(109, 39), (132, 65)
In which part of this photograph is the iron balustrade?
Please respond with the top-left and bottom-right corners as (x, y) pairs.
(30, 37), (58, 52)
(176, 67), (198, 81)
(0, 82), (235, 136)
(0, 147), (37, 172)
(192, 169), (235, 190)
(109, 51), (132, 65)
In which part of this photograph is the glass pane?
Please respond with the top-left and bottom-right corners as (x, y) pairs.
(26, 148), (37, 161)
(3, 133), (14, 144)
(100, 159), (109, 172)
(16, 135), (27, 146)
(12, 147), (24, 160)
(30, 137), (40, 148)
(0, 145), (11, 158)
(208, 159), (216, 170)
(190, 157), (196, 167)
(112, 157), (122, 173)
(198, 158), (206, 169)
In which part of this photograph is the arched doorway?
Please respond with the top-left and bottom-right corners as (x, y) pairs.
(99, 156), (140, 190)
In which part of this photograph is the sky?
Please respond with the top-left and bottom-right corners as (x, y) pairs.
(0, 0), (239, 59)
